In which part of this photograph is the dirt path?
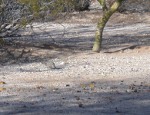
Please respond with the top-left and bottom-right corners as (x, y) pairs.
(0, 12), (150, 115)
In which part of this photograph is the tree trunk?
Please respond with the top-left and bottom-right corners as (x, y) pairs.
(92, 0), (124, 52)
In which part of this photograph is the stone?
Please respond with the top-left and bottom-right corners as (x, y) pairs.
(89, 0), (102, 10)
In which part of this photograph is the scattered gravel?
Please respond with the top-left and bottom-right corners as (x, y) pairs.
(0, 13), (150, 114)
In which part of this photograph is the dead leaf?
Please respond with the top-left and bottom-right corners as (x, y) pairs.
(147, 90), (150, 92)
(144, 84), (150, 87)
(0, 81), (6, 84)
(0, 87), (6, 92)
(36, 86), (45, 89)
(76, 90), (81, 93)
(80, 84), (86, 89)
(89, 83), (95, 90)
(66, 84), (70, 87)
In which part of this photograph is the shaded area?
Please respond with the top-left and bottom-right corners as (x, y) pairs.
(0, 21), (150, 65)
(0, 79), (150, 115)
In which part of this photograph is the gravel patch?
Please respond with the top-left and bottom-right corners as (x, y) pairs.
(0, 19), (150, 114)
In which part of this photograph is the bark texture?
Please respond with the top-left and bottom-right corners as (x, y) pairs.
(92, 0), (124, 52)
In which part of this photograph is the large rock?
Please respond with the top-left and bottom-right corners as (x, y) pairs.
(89, 0), (102, 10)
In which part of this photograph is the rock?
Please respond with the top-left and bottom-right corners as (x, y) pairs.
(78, 103), (84, 108)
(42, 60), (56, 69)
(53, 59), (66, 69)
(126, 89), (132, 93)
(89, 0), (102, 10)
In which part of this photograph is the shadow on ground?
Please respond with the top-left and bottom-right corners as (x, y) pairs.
(0, 78), (150, 115)
(0, 23), (150, 65)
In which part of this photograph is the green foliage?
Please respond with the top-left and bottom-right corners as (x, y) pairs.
(0, 0), (90, 38)
(17, 0), (89, 20)
(20, 17), (28, 27)
(0, 38), (5, 45)
(18, 0), (41, 17)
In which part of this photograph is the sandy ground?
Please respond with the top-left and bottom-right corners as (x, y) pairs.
(0, 11), (150, 115)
